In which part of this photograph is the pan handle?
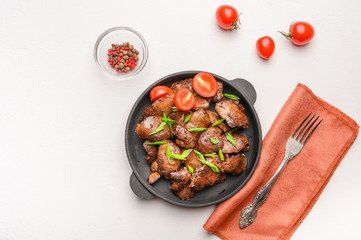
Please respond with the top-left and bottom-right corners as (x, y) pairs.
(129, 172), (155, 200)
(231, 78), (257, 105)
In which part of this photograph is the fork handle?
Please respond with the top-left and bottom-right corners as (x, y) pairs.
(239, 157), (290, 229)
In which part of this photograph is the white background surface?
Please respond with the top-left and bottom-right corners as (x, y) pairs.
(1, 0), (361, 239)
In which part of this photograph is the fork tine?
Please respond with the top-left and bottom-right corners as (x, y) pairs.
(301, 119), (323, 145)
(295, 114), (316, 140)
(299, 116), (319, 143)
(291, 113), (312, 138)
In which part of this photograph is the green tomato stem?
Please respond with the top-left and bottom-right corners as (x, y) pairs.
(278, 31), (293, 40)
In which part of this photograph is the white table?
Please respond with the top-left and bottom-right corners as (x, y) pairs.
(1, 1), (360, 239)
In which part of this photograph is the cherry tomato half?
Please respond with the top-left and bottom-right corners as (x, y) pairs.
(215, 5), (240, 30)
(174, 88), (196, 111)
(192, 72), (218, 98)
(256, 36), (275, 60)
(149, 85), (173, 102)
(280, 21), (315, 46)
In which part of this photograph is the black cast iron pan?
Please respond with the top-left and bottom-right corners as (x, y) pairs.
(125, 71), (262, 207)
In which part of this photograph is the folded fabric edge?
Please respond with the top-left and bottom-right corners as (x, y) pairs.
(278, 83), (359, 240)
(297, 83), (359, 131)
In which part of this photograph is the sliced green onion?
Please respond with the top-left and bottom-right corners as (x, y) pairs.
(211, 118), (225, 127)
(209, 138), (219, 145)
(162, 118), (176, 124)
(224, 93), (240, 100)
(194, 150), (220, 173)
(169, 124), (173, 138)
(188, 127), (208, 132)
(172, 107), (179, 112)
(200, 159), (220, 173)
(150, 122), (167, 135)
(187, 165), (194, 174)
(161, 112), (175, 139)
(219, 148), (224, 161)
(161, 112), (176, 124)
(146, 141), (166, 145)
(166, 143), (172, 163)
(225, 132), (237, 148)
(164, 118), (176, 124)
(193, 150), (205, 161)
(204, 153), (217, 158)
(181, 149), (193, 158)
(193, 92), (198, 96)
(170, 154), (186, 161)
(230, 127), (240, 133)
(184, 113), (192, 124)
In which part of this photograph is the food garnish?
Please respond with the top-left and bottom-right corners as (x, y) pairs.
(192, 72), (218, 97)
(166, 143), (172, 163)
(162, 112), (176, 124)
(146, 141), (166, 145)
(204, 153), (217, 158)
(223, 94), (240, 100)
(201, 160), (220, 173)
(181, 149), (193, 158)
(169, 154), (186, 161)
(194, 150), (220, 173)
(161, 112), (176, 138)
(150, 122), (167, 135)
(188, 165), (194, 174)
(150, 86), (173, 102)
(174, 88), (196, 111)
(193, 150), (205, 161)
(219, 149), (224, 161)
(231, 127), (240, 133)
(211, 118), (225, 127)
(184, 113), (192, 124)
(209, 138), (219, 145)
(188, 128), (208, 132)
(225, 132), (237, 148)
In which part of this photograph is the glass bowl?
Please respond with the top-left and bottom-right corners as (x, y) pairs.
(94, 26), (148, 80)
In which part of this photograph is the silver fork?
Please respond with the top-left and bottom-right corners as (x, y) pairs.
(239, 113), (323, 229)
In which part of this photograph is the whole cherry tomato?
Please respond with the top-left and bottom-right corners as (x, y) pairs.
(280, 21), (315, 46)
(174, 88), (196, 111)
(192, 72), (218, 97)
(215, 5), (240, 30)
(149, 85), (173, 102)
(256, 36), (275, 60)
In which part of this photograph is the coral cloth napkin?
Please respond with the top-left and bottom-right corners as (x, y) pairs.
(203, 83), (359, 240)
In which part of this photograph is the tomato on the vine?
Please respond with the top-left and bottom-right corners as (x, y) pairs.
(150, 86), (173, 102)
(192, 72), (218, 97)
(256, 36), (275, 60)
(174, 88), (196, 111)
(215, 5), (240, 31)
(280, 21), (315, 46)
